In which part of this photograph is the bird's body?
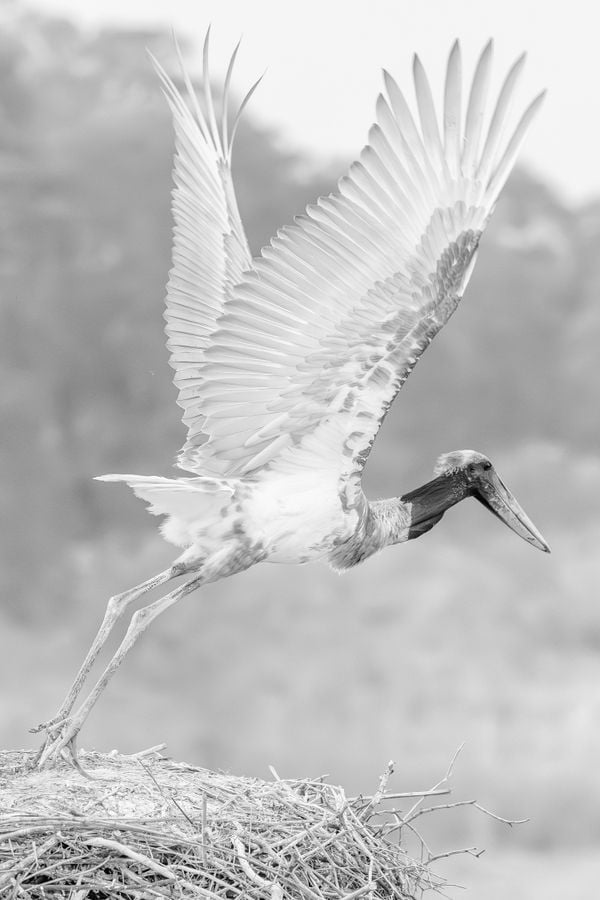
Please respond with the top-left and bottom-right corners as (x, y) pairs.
(101, 467), (394, 571)
(34, 33), (550, 768)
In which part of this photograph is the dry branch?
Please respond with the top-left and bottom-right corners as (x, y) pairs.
(0, 748), (521, 899)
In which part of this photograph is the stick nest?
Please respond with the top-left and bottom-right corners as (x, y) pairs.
(0, 749), (448, 899)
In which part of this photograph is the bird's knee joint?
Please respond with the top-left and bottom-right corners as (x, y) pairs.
(129, 606), (150, 631)
(107, 592), (128, 616)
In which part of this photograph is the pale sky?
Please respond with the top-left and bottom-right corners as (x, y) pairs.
(27, 0), (599, 204)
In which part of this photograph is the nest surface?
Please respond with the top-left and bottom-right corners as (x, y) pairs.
(0, 749), (445, 900)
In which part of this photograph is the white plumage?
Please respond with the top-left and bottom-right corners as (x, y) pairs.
(35, 33), (548, 767)
(98, 36), (544, 556)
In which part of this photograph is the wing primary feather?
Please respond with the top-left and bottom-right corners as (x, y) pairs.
(462, 39), (493, 174)
(383, 68), (424, 161)
(368, 122), (424, 222)
(172, 34), (213, 149)
(487, 90), (546, 201)
(477, 52), (526, 185)
(443, 40), (462, 178)
(222, 38), (242, 157)
(360, 144), (418, 235)
(315, 194), (399, 259)
(229, 71), (265, 153)
(201, 27), (222, 154)
(294, 216), (374, 282)
(377, 88), (438, 210)
(151, 53), (210, 147)
(383, 68), (441, 193)
(413, 53), (447, 179)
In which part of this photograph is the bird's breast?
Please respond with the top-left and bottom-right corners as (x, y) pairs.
(240, 471), (359, 565)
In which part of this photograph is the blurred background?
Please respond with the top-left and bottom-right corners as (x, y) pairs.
(1, 0), (599, 897)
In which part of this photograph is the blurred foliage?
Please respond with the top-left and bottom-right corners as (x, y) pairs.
(0, 2), (337, 600)
(1, 0), (600, 860)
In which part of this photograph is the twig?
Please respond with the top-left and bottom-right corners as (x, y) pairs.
(406, 799), (528, 826)
(83, 837), (216, 897)
(137, 759), (196, 830)
(0, 824), (70, 843)
(81, 785), (124, 815)
(129, 744), (168, 759)
(340, 884), (378, 900)
(231, 824), (279, 892)
(202, 794), (208, 867)
(428, 846), (484, 863)
(21, 853), (89, 882)
(123, 866), (174, 898)
(271, 814), (336, 852)
(290, 871), (325, 900)
(0, 836), (58, 889)
(358, 760), (395, 819)
(353, 788), (451, 803)
(398, 816), (434, 861)
(403, 744), (464, 823)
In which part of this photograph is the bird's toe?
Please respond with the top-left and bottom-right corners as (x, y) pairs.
(33, 717), (91, 776)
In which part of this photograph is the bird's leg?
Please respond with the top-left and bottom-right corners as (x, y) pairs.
(36, 572), (205, 768)
(32, 566), (181, 736)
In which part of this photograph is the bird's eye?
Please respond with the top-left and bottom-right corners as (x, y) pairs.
(483, 461), (492, 470)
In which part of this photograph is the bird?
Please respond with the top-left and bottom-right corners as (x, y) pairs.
(34, 32), (549, 767)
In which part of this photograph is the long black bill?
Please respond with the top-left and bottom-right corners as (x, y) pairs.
(475, 471), (550, 553)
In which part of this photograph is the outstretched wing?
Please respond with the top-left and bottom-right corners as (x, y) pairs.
(152, 32), (261, 473)
(190, 41), (544, 497)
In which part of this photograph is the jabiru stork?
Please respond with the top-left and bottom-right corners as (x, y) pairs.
(34, 34), (549, 767)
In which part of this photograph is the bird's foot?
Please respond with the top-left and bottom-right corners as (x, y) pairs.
(31, 714), (93, 777)
(30, 711), (69, 734)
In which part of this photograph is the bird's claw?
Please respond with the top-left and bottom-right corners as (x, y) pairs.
(31, 716), (93, 777)
(30, 712), (70, 734)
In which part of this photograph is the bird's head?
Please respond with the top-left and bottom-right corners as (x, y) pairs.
(434, 449), (550, 551)
(401, 449), (550, 552)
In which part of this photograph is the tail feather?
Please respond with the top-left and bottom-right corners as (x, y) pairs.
(95, 474), (234, 522)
